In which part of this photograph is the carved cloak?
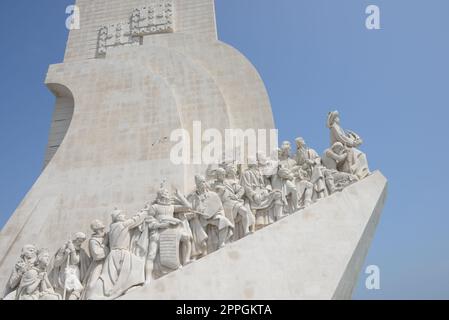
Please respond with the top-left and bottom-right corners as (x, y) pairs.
(98, 221), (145, 300)
(48, 248), (91, 294)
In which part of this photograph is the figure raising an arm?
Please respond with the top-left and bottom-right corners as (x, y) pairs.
(92, 208), (147, 300)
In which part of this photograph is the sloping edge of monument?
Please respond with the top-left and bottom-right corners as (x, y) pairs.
(332, 175), (388, 299)
(120, 171), (387, 300)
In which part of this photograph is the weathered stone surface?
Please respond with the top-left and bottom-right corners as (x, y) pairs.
(121, 171), (387, 300)
(0, 0), (387, 301)
(0, 0), (274, 292)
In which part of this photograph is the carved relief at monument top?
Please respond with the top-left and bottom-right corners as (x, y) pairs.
(97, 0), (174, 57)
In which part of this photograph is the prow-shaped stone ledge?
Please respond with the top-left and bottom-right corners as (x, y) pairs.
(120, 171), (387, 300)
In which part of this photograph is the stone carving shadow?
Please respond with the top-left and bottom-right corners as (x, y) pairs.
(43, 83), (75, 169)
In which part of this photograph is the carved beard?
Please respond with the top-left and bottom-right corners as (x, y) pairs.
(157, 197), (171, 205)
(197, 183), (208, 194)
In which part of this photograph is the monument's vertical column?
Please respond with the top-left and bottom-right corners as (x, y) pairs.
(0, 0), (275, 297)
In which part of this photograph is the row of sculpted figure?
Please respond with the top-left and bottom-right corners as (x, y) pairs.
(2, 111), (371, 300)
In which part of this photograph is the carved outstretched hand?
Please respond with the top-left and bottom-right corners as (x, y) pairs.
(174, 188), (183, 198)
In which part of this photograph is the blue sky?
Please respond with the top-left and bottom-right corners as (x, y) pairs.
(0, 0), (448, 299)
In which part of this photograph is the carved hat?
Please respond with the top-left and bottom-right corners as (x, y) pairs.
(21, 244), (37, 255)
(90, 219), (105, 231)
(281, 141), (291, 150)
(295, 137), (306, 146)
(256, 152), (268, 166)
(73, 232), (87, 242)
(247, 156), (258, 166)
(195, 175), (206, 185)
(111, 208), (123, 221)
(156, 179), (171, 199)
(215, 167), (226, 177)
(327, 111), (340, 128)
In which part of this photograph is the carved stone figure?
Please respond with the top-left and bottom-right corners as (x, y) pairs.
(322, 142), (359, 193)
(95, 209), (146, 300)
(241, 158), (283, 229)
(3, 244), (38, 299)
(187, 176), (234, 256)
(49, 232), (90, 300)
(81, 220), (109, 300)
(295, 137), (329, 201)
(213, 167), (254, 240)
(1, 110), (372, 301)
(326, 170), (358, 194)
(15, 249), (61, 300)
(290, 138), (327, 206)
(134, 188), (194, 282)
(327, 111), (370, 179)
(295, 138), (321, 168)
(294, 168), (314, 208)
(273, 142), (300, 214)
(322, 142), (350, 173)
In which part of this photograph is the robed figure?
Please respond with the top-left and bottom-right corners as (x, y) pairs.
(187, 176), (234, 257)
(241, 160), (283, 229)
(132, 188), (194, 282)
(212, 166), (254, 240)
(2, 244), (38, 299)
(81, 220), (109, 300)
(16, 249), (61, 300)
(327, 111), (370, 179)
(48, 232), (91, 300)
(95, 209), (146, 300)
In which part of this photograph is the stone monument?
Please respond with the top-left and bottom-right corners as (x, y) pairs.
(0, 0), (387, 300)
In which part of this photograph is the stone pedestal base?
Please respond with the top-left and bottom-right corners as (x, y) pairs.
(121, 171), (387, 300)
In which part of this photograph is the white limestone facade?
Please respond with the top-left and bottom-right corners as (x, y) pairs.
(0, 0), (275, 291)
